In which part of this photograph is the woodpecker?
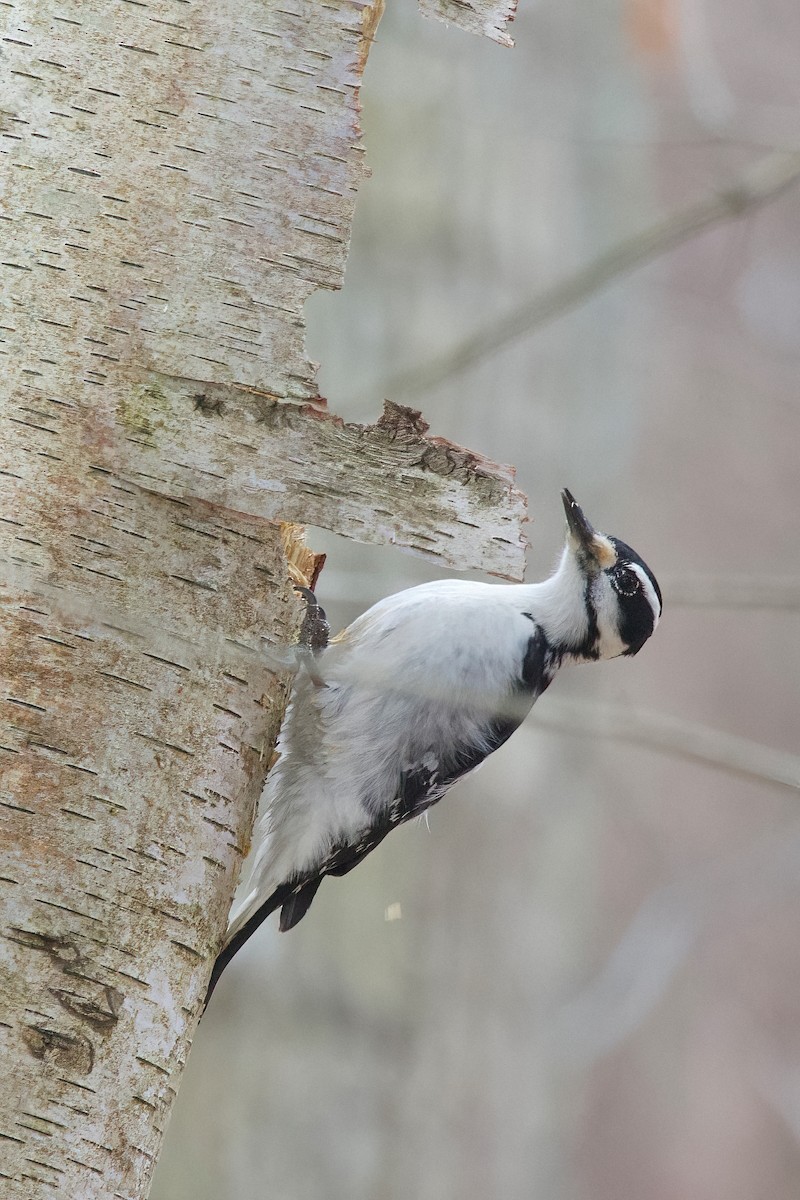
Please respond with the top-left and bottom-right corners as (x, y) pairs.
(205, 490), (661, 1005)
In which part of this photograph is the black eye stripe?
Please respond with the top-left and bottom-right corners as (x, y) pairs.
(617, 584), (658, 655)
(608, 537), (662, 613)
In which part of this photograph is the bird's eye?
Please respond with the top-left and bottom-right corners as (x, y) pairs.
(611, 565), (640, 597)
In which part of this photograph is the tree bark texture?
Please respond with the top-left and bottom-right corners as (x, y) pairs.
(0, 2), (525, 1197)
(1, 515), (319, 1197)
(419, 0), (518, 48)
(419, 0), (520, 47)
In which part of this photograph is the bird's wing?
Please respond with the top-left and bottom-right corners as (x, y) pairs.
(302, 708), (524, 886)
(209, 616), (556, 1009)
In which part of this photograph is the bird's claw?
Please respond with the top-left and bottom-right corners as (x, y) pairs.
(294, 585), (330, 685)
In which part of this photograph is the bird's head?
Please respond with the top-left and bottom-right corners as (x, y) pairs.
(540, 489), (662, 662)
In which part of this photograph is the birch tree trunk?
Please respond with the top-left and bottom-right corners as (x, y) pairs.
(0, 2), (523, 1197)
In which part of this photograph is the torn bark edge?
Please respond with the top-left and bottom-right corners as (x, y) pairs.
(373, 399), (519, 487)
(417, 0), (519, 49)
(232, 385), (523, 496)
(136, 377), (530, 580)
(282, 522), (326, 593)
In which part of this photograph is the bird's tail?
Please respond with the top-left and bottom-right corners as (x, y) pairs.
(203, 876), (322, 1011)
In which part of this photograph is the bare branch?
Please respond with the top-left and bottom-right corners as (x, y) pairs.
(284, 573), (800, 613)
(374, 151), (800, 400)
(533, 698), (800, 793)
(663, 575), (800, 611)
(547, 823), (800, 1069)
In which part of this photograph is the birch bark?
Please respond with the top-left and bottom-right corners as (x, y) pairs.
(0, 2), (525, 1197)
(419, 0), (518, 48)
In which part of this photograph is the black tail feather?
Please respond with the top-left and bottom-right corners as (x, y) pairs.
(203, 876), (322, 1012)
(278, 877), (322, 932)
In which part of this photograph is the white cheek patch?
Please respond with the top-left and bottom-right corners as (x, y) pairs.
(594, 589), (628, 658)
(630, 562), (661, 630)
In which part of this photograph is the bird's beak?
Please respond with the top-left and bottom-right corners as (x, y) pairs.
(561, 489), (615, 568)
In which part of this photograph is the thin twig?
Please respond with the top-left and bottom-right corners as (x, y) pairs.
(534, 697), (800, 792)
(375, 151), (800, 400)
(283, 573), (800, 613)
(662, 575), (800, 610)
(546, 821), (800, 1069)
(10, 561), (796, 791)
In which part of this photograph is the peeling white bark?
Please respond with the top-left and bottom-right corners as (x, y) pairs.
(418, 0), (518, 48)
(0, 0), (527, 580)
(75, 386), (529, 579)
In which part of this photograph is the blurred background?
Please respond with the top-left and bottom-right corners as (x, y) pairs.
(152, 0), (800, 1196)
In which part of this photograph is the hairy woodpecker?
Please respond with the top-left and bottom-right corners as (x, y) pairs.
(205, 490), (661, 1004)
